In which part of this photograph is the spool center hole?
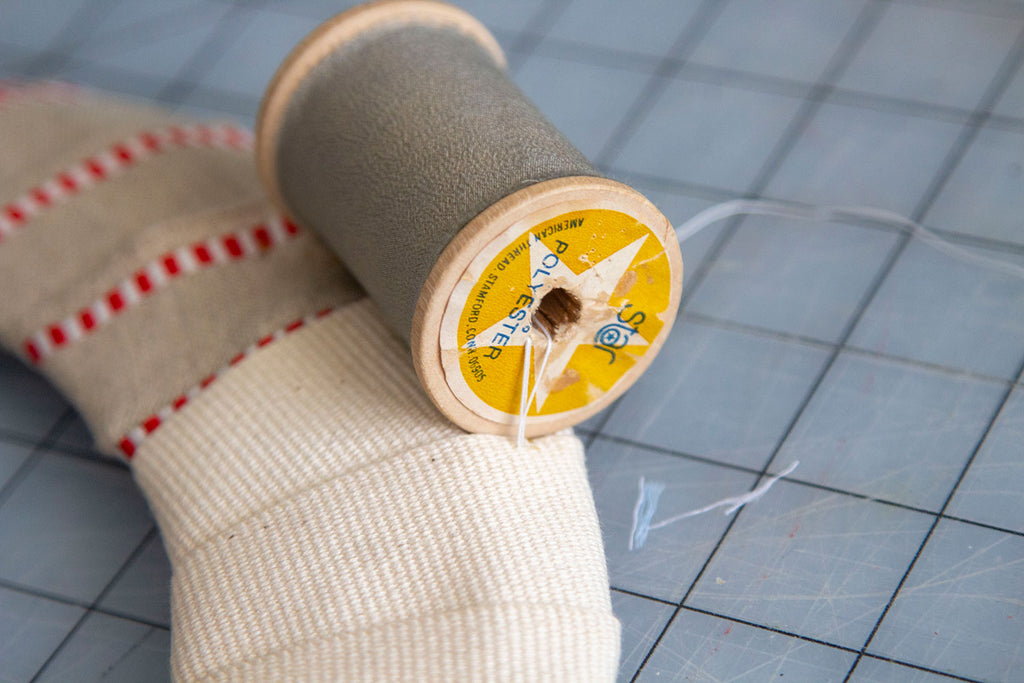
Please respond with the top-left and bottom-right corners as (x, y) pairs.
(533, 287), (581, 339)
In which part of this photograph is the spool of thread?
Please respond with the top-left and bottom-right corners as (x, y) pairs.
(256, 0), (683, 437)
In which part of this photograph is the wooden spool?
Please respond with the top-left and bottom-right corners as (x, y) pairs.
(257, 0), (683, 436)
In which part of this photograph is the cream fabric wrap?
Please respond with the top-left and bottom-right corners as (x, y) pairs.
(0, 86), (620, 681)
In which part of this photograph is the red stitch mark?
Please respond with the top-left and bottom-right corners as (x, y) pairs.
(284, 218), (299, 235)
(30, 187), (51, 205)
(193, 244), (212, 264)
(112, 143), (134, 162)
(222, 126), (249, 147)
(162, 255), (180, 275)
(253, 226), (271, 248)
(85, 158), (106, 178)
(25, 214), (297, 366)
(316, 308), (332, 318)
(5, 205), (25, 224)
(116, 308), (333, 459)
(2, 124), (253, 254)
(724, 626), (732, 635)
(169, 125), (189, 145)
(57, 172), (78, 191)
(223, 235), (243, 258)
(24, 341), (40, 363)
(48, 325), (66, 346)
(140, 132), (162, 151)
(0, 80), (78, 108)
(195, 124), (214, 144)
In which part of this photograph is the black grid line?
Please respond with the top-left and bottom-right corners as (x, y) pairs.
(592, 0), (728, 169)
(745, 13), (1024, 680)
(0, 575), (170, 632)
(6, 1), (1024, 135)
(152, 3), (258, 106)
(59, 2), (239, 60)
(0, 395), (167, 673)
(677, 604), (985, 683)
(0, 408), (75, 510)
(673, 1), (890, 316)
(591, 429), (1024, 541)
(681, 310), (1020, 388)
(798, 20), (1024, 679)
(504, 0), (574, 74)
(22, 35), (1024, 139)
(36, 439), (130, 471)
(613, 163), (1024, 256)
(845, 353), (1024, 679)
(583, 7), (1022, 643)
(627, 2), (903, 677)
(892, 0), (1024, 20)
(612, 587), (984, 682)
(986, 112), (1024, 134)
(517, 30), (1024, 131)
(517, 34), (665, 76)
(1, 0), (1022, 680)
(29, 525), (161, 681)
(9, 5), (1024, 158)
(574, 0), (732, 452)
(16, 0), (117, 77)
(0, 426), (61, 452)
(726, 16), (1024, 680)
(611, 585), (676, 607)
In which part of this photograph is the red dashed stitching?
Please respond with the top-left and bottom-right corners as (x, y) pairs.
(23, 215), (301, 365)
(0, 123), (252, 244)
(116, 307), (335, 459)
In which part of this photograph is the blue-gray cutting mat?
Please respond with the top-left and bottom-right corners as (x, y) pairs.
(1, 0), (1023, 681)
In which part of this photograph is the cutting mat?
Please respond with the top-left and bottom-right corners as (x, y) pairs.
(1, 0), (1022, 681)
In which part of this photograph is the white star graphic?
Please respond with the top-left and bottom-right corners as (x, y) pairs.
(466, 234), (650, 412)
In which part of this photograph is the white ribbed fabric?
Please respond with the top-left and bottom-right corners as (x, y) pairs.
(133, 299), (621, 681)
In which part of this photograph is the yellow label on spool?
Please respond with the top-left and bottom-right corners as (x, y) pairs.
(439, 208), (675, 424)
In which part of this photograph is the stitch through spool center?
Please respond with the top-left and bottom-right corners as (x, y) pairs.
(533, 287), (581, 339)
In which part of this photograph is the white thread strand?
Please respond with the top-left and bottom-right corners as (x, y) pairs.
(629, 477), (644, 553)
(526, 322), (553, 412)
(649, 460), (800, 530)
(628, 461), (800, 550)
(623, 200), (1021, 550)
(629, 476), (665, 552)
(675, 199), (1024, 280)
(516, 336), (533, 450)
(515, 322), (553, 449)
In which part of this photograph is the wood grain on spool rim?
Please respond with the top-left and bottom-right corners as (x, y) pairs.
(413, 176), (684, 437)
(256, 0), (505, 213)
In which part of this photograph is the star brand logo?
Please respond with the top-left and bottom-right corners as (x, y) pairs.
(467, 233), (650, 411)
